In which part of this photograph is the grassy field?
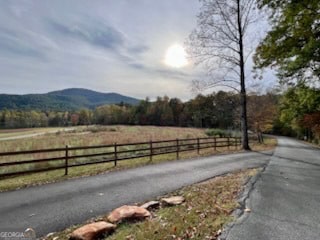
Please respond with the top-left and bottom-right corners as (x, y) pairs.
(0, 126), (276, 192)
(0, 125), (207, 151)
(44, 168), (259, 240)
(0, 127), (75, 139)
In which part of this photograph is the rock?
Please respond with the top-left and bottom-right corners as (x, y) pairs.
(161, 196), (185, 206)
(244, 208), (251, 213)
(70, 221), (116, 240)
(46, 232), (55, 238)
(107, 205), (151, 223)
(24, 228), (36, 239)
(140, 201), (160, 210)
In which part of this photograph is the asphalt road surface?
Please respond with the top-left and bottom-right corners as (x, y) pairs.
(0, 149), (271, 237)
(224, 137), (320, 240)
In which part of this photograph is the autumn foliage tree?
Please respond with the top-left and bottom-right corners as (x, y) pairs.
(302, 112), (320, 141)
(247, 93), (278, 142)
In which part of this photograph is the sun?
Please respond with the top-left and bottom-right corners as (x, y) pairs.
(164, 44), (188, 68)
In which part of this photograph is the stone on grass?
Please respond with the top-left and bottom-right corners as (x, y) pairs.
(140, 201), (160, 210)
(69, 221), (116, 240)
(161, 196), (185, 206)
(107, 205), (151, 223)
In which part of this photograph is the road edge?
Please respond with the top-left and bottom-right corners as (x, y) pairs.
(218, 154), (271, 240)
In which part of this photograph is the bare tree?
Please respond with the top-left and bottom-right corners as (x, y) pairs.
(187, 0), (259, 150)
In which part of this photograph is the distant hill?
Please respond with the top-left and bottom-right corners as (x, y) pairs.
(0, 88), (140, 111)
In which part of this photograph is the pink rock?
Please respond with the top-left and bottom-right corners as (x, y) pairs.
(70, 221), (116, 240)
(161, 196), (185, 206)
(107, 205), (151, 223)
(140, 201), (160, 210)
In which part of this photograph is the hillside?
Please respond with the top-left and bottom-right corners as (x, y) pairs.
(0, 88), (140, 111)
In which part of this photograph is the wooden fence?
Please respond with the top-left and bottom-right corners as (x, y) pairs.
(0, 137), (241, 178)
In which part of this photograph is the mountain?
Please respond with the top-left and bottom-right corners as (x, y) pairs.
(0, 88), (140, 111)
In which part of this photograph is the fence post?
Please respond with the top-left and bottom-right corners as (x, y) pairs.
(114, 143), (118, 167)
(214, 137), (217, 151)
(150, 140), (153, 162)
(197, 138), (200, 154)
(65, 145), (68, 175)
(227, 137), (230, 150)
(176, 139), (179, 160)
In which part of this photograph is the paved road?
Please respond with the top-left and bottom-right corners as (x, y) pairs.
(224, 137), (320, 240)
(0, 150), (271, 237)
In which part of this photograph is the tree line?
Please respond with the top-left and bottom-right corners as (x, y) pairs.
(0, 91), (275, 132)
(1, 86), (319, 143)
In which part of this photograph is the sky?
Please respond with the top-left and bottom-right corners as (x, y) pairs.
(0, 0), (277, 100)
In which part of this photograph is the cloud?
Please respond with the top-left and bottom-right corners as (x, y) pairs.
(128, 63), (145, 69)
(47, 19), (125, 50)
(155, 68), (189, 80)
(125, 60), (194, 82)
(2, 0), (257, 101)
(47, 17), (150, 59)
(0, 28), (45, 59)
(127, 45), (149, 55)
(47, 17), (151, 72)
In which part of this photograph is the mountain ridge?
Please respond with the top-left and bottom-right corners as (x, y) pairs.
(0, 88), (140, 111)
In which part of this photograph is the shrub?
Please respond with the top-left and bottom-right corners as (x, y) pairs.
(205, 129), (226, 137)
(205, 128), (240, 138)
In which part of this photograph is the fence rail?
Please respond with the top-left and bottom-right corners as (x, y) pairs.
(0, 137), (241, 178)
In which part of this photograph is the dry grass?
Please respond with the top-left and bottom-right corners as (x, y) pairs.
(43, 168), (259, 240)
(0, 127), (71, 139)
(250, 137), (277, 151)
(0, 126), (276, 192)
(0, 126), (207, 152)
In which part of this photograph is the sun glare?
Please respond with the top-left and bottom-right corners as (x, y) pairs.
(164, 44), (188, 68)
